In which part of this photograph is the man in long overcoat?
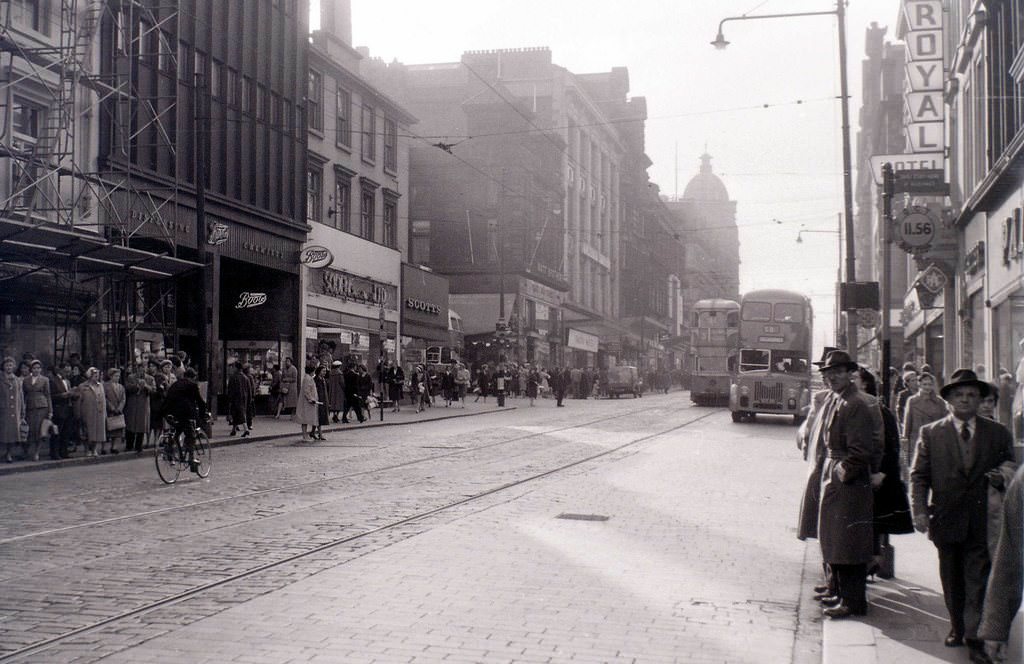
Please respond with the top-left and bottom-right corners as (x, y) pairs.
(816, 350), (875, 618)
(911, 368), (1015, 661)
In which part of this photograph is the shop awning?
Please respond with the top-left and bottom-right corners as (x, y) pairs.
(0, 218), (202, 280)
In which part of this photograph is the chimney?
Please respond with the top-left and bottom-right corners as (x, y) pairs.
(320, 0), (352, 46)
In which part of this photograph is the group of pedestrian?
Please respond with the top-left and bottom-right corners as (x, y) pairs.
(1, 351), (196, 463)
(797, 348), (1021, 664)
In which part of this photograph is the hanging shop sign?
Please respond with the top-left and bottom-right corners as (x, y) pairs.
(299, 245), (334, 268)
(901, 0), (945, 155)
(1004, 210), (1023, 266)
(207, 222), (229, 246)
(964, 241), (985, 275)
(869, 152), (943, 185)
(918, 264), (947, 294)
(566, 328), (599, 353)
(895, 205), (938, 255)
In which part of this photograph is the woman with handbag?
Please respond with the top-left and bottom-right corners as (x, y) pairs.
(22, 359), (51, 462)
(124, 364), (154, 453)
(77, 367), (106, 457)
(103, 368), (126, 455)
(1, 356), (26, 463)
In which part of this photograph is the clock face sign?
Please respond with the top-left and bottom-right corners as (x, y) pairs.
(895, 206), (938, 253)
(919, 265), (947, 293)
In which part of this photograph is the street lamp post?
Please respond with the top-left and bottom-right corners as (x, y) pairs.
(796, 225), (842, 348)
(713, 0), (858, 358)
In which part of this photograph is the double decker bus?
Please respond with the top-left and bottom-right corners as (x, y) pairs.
(729, 289), (812, 424)
(689, 298), (739, 406)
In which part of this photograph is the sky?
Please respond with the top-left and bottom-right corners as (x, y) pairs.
(322, 0), (904, 348)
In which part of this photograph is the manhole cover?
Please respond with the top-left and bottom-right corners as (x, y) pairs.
(556, 513), (609, 522)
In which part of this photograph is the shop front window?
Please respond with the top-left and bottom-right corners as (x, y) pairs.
(993, 296), (1024, 378)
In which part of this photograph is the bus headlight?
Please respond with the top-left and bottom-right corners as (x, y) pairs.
(788, 398), (797, 409)
(740, 385), (750, 396)
(787, 388), (797, 398)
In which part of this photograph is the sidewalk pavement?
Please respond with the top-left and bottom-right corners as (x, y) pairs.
(820, 534), (1023, 664)
(0, 393), (524, 476)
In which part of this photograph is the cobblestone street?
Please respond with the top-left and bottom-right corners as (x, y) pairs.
(1, 393), (1019, 663)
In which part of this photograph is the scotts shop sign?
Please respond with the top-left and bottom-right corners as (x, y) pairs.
(299, 245), (334, 268)
(405, 298), (441, 315)
(236, 292), (267, 309)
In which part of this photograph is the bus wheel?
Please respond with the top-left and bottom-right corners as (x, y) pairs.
(748, 413), (756, 422)
(793, 414), (805, 426)
(731, 411), (743, 423)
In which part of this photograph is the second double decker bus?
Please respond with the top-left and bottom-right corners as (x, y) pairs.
(729, 289), (813, 424)
(689, 298), (739, 406)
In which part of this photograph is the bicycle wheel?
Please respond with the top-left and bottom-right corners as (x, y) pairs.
(154, 435), (182, 484)
(192, 432), (212, 478)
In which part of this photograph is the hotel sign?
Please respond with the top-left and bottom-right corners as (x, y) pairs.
(902, 1), (945, 155)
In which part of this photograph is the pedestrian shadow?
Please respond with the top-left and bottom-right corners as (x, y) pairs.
(861, 576), (962, 662)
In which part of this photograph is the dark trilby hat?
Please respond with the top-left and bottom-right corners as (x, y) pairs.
(812, 346), (839, 367)
(817, 350), (858, 372)
(940, 368), (991, 399)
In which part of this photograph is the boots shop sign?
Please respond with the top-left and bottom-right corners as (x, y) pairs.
(901, 1), (945, 154)
(298, 245), (334, 269)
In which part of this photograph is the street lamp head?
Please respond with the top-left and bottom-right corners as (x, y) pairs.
(711, 31), (730, 49)
(796, 232), (804, 244)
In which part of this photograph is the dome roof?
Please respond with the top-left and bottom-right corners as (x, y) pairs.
(683, 152), (729, 202)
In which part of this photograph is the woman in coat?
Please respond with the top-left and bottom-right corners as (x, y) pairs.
(313, 365), (329, 440)
(526, 368), (540, 406)
(280, 358), (299, 416)
(124, 365), (153, 453)
(22, 359), (51, 461)
(387, 362), (404, 412)
(854, 367), (913, 578)
(327, 361), (345, 422)
(295, 364), (319, 442)
(102, 368), (126, 455)
(226, 363), (251, 438)
(77, 367), (107, 457)
(900, 372), (947, 479)
(1, 356), (26, 463)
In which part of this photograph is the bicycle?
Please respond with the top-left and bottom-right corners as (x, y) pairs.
(155, 414), (212, 484)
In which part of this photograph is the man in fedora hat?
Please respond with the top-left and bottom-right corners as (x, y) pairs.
(911, 368), (1015, 662)
(815, 350), (876, 619)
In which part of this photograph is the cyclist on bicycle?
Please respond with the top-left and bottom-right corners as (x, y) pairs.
(162, 367), (208, 471)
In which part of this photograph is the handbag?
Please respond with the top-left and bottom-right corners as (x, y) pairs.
(106, 413), (126, 431)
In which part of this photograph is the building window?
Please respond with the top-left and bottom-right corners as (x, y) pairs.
(361, 104), (376, 161)
(332, 174), (351, 232)
(158, 31), (173, 72)
(241, 76), (254, 114)
(335, 86), (351, 147)
(271, 92), (283, 128)
(383, 198), (397, 248)
(308, 69), (323, 132)
(411, 220), (431, 264)
(11, 0), (49, 35)
(210, 60), (223, 99)
(226, 68), (239, 107)
(307, 167), (322, 222)
(10, 97), (42, 208)
(383, 118), (397, 171)
(360, 189), (375, 240)
(193, 49), (206, 79)
(177, 40), (188, 79)
(256, 85), (267, 121)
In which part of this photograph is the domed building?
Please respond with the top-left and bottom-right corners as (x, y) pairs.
(666, 152), (741, 303)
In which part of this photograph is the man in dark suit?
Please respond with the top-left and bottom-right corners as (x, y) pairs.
(815, 350), (876, 619)
(48, 363), (74, 459)
(163, 368), (208, 471)
(911, 368), (1015, 664)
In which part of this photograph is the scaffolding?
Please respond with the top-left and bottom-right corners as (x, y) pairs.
(0, 0), (189, 368)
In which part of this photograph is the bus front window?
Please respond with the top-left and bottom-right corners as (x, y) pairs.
(739, 349), (769, 372)
(770, 350), (809, 374)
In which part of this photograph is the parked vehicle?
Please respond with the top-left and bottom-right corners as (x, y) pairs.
(606, 365), (642, 398)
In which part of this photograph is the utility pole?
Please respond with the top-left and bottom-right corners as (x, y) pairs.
(836, 0), (858, 359)
(881, 163), (893, 407)
(194, 71), (211, 402)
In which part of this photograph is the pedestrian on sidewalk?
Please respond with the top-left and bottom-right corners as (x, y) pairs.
(902, 372), (946, 481)
(124, 364), (153, 454)
(226, 363), (251, 438)
(1, 356), (26, 463)
(22, 360), (51, 462)
(553, 367), (568, 407)
(526, 366), (540, 407)
(313, 365), (329, 440)
(853, 366), (914, 579)
(474, 365), (490, 403)
(48, 363), (74, 458)
(816, 350), (875, 619)
(242, 363), (257, 431)
(454, 362), (469, 408)
(979, 463), (1024, 661)
(77, 367), (106, 457)
(387, 362), (404, 412)
(342, 362), (364, 423)
(102, 368), (126, 455)
(797, 349), (835, 602)
(295, 364), (319, 442)
(277, 357), (298, 419)
(911, 368), (1015, 661)
(328, 361), (345, 422)
(148, 360), (168, 448)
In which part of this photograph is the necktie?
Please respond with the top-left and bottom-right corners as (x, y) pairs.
(960, 422), (974, 470)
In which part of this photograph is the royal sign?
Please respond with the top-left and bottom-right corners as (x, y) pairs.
(299, 245), (334, 268)
(901, 1), (945, 155)
(235, 292), (267, 309)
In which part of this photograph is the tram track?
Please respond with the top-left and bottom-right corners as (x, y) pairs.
(0, 403), (669, 545)
(0, 407), (718, 663)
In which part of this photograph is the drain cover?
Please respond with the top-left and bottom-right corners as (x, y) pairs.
(556, 513), (609, 522)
